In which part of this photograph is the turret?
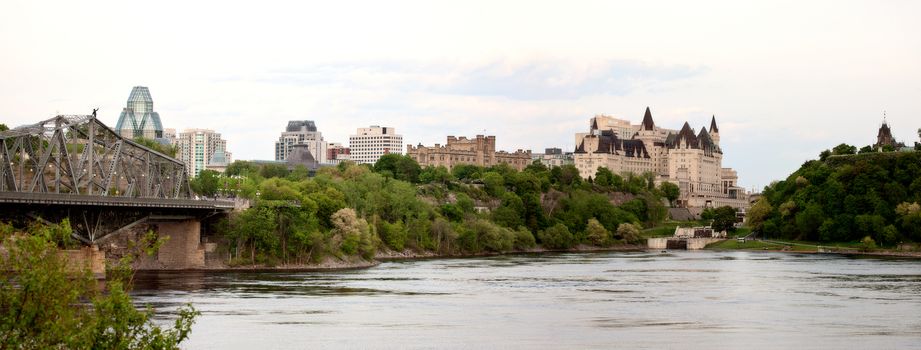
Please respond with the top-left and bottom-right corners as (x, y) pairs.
(641, 107), (655, 131)
(709, 115), (720, 145)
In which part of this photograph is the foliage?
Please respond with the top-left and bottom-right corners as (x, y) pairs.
(212, 160), (672, 262)
(831, 143), (856, 155)
(190, 169), (221, 197)
(132, 137), (177, 158)
(224, 160), (261, 177)
(373, 154), (421, 183)
(760, 151), (921, 244)
(710, 206), (738, 233)
(0, 221), (197, 349)
(747, 197), (772, 231)
(658, 182), (680, 206)
(330, 208), (376, 259)
(0, 123), (8, 131)
(615, 223), (641, 243)
(585, 218), (609, 246)
(538, 223), (573, 249)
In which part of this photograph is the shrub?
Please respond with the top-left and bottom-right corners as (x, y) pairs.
(538, 223), (574, 250)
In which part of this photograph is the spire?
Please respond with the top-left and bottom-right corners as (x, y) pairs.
(709, 115), (719, 133)
(641, 106), (655, 131)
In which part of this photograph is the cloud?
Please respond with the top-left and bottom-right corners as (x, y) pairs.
(233, 58), (707, 100)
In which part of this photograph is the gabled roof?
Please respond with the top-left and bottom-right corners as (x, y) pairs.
(641, 107), (655, 131)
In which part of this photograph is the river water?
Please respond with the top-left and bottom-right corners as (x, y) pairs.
(132, 251), (921, 349)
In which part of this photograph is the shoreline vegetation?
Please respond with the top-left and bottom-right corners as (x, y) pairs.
(192, 157), (673, 271)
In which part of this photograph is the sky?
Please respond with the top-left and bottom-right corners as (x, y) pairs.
(1, 0), (919, 190)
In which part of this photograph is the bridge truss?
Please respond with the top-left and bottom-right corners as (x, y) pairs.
(0, 112), (217, 244)
(0, 112), (190, 198)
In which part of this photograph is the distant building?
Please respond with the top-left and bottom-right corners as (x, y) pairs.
(115, 86), (164, 139)
(406, 135), (532, 171)
(172, 129), (231, 177)
(326, 143), (351, 165)
(349, 126), (402, 164)
(874, 116), (906, 150)
(573, 107), (748, 209)
(532, 147), (573, 168)
(275, 120), (327, 163)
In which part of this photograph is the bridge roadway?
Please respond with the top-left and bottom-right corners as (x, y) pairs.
(0, 191), (236, 210)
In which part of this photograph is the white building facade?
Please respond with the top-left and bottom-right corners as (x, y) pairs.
(349, 126), (403, 164)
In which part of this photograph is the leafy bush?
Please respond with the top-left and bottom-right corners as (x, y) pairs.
(538, 223), (574, 250)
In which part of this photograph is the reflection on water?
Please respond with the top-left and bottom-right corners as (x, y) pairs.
(132, 251), (921, 349)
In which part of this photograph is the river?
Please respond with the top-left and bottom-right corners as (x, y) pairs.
(132, 251), (921, 349)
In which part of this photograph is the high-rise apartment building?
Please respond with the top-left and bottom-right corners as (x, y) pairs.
(349, 126), (402, 164)
(274, 120), (327, 164)
(115, 86), (164, 139)
(172, 129), (231, 177)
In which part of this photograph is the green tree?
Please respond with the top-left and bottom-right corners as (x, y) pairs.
(225, 160), (261, 177)
(585, 218), (609, 246)
(190, 169), (221, 197)
(419, 166), (453, 185)
(594, 167), (615, 187)
(795, 203), (825, 240)
(831, 143), (857, 155)
(330, 208), (376, 259)
(373, 154), (421, 183)
(747, 197), (773, 231)
(658, 182), (680, 206)
(0, 221), (198, 349)
(482, 171), (506, 196)
(615, 223), (641, 243)
(710, 206), (738, 233)
(538, 223), (574, 249)
(0, 123), (8, 132)
(260, 163), (290, 178)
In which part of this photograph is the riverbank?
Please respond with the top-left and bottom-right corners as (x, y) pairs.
(705, 238), (921, 258)
(158, 244), (648, 272)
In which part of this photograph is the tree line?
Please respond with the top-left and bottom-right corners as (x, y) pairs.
(749, 145), (921, 246)
(206, 155), (676, 265)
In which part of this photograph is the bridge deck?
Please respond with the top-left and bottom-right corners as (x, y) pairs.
(0, 192), (236, 210)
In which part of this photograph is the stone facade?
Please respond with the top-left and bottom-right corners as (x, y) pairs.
(574, 107), (749, 209)
(407, 135), (532, 171)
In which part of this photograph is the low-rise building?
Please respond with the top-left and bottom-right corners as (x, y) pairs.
(406, 135), (531, 171)
(532, 147), (573, 168)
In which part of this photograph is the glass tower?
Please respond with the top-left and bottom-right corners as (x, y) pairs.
(115, 86), (164, 139)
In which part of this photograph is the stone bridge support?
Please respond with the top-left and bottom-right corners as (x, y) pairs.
(153, 219), (205, 269)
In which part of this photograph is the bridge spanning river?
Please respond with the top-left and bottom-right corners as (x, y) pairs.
(0, 112), (234, 270)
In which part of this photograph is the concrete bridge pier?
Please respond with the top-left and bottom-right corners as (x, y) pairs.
(154, 219), (205, 269)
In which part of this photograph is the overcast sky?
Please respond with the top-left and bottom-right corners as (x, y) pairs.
(2, 0), (919, 190)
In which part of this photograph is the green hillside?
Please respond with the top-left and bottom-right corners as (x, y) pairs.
(750, 148), (921, 245)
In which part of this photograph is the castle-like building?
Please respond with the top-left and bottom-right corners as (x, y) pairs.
(407, 135), (532, 171)
(573, 107), (748, 209)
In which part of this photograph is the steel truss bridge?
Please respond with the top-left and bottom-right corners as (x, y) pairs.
(0, 112), (233, 244)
